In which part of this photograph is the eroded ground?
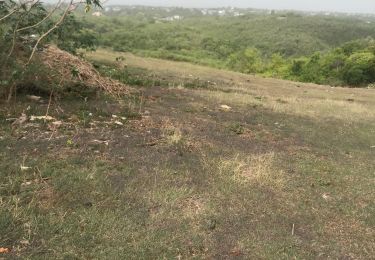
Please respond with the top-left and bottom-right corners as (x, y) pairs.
(1, 53), (375, 259)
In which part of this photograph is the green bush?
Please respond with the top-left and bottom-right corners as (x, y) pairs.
(342, 52), (375, 86)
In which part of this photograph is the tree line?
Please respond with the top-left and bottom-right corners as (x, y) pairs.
(81, 12), (375, 87)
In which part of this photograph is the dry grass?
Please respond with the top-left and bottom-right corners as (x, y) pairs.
(218, 152), (285, 189)
(158, 119), (185, 145)
(165, 127), (183, 145)
(2, 50), (374, 259)
(179, 196), (207, 219)
(89, 49), (375, 122)
(195, 89), (375, 122)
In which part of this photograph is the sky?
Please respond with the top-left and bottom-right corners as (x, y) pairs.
(103, 0), (375, 14)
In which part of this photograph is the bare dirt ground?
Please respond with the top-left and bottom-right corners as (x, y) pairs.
(1, 51), (374, 259)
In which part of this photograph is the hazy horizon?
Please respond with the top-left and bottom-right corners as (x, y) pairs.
(101, 0), (375, 14)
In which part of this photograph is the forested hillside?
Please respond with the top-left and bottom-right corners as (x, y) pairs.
(84, 13), (375, 57)
(81, 8), (375, 87)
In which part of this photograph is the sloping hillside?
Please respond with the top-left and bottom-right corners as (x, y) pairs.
(1, 51), (374, 258)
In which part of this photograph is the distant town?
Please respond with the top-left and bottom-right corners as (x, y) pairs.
(89, 5), (375, 22)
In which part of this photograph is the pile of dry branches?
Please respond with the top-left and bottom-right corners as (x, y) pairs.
(40, 45), (129, 95)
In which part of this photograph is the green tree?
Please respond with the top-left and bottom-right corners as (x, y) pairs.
(342, 52), (375, 86)
(0, 0), (101, 100)
(265, 53), (289, 78)
(227, 48), (263, 74)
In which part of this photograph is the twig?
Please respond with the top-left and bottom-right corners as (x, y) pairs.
(6, 83), (15, 103)
(0, 8), (18, 22)
(27, 0), (74, 65)
(45, 90), (54, 122)
(17, 0), (63, 32)
(292, 224), (295, 236)
(7, 1), (39, 59)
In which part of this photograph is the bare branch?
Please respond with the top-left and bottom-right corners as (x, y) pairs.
(17, 0), (63, 32)
(27, 0), (74, 64)
(0, 8), (18, 22)
(7, 0), (40, 58)
(0, 0), (39, 22)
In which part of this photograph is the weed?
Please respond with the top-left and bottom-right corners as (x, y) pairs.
(228, 122), (245, 135)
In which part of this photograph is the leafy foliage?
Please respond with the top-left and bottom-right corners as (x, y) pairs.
(0, 0), (100, 99)
(81, 10), (375, 87)
(281, 39), (375, 86)
(55, 14), (98, 54)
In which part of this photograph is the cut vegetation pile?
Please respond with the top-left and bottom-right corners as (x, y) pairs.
(40, 45), (129, 95)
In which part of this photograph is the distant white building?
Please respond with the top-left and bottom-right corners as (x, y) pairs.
(160, 15), (183, 22)
(233, 12), (244, 17)
(218, 10), (226, 16)
(92, 11), (103, 17)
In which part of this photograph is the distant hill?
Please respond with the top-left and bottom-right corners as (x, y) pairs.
(82, 9), (375, 58)
(80, 7), (375, 87)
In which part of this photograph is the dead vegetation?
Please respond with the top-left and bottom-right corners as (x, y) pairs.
(221, 152), (286, 189)
(40, 46), (130, 95)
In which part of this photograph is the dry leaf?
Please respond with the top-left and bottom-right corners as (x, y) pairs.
(20, 240), (30, 246)
(92, 139), (109, 146)
(21, 181), (32, 186)
(114, 121), (124, 126)
(26, 95), (42, 102)
(12, 113), (28, 126)
(20, 166), (32, 171)
(220, 105), (232, 111)
(30, 116), (55, 121)
(0, 247), (10, 253)
(52, 121), (63, 126)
